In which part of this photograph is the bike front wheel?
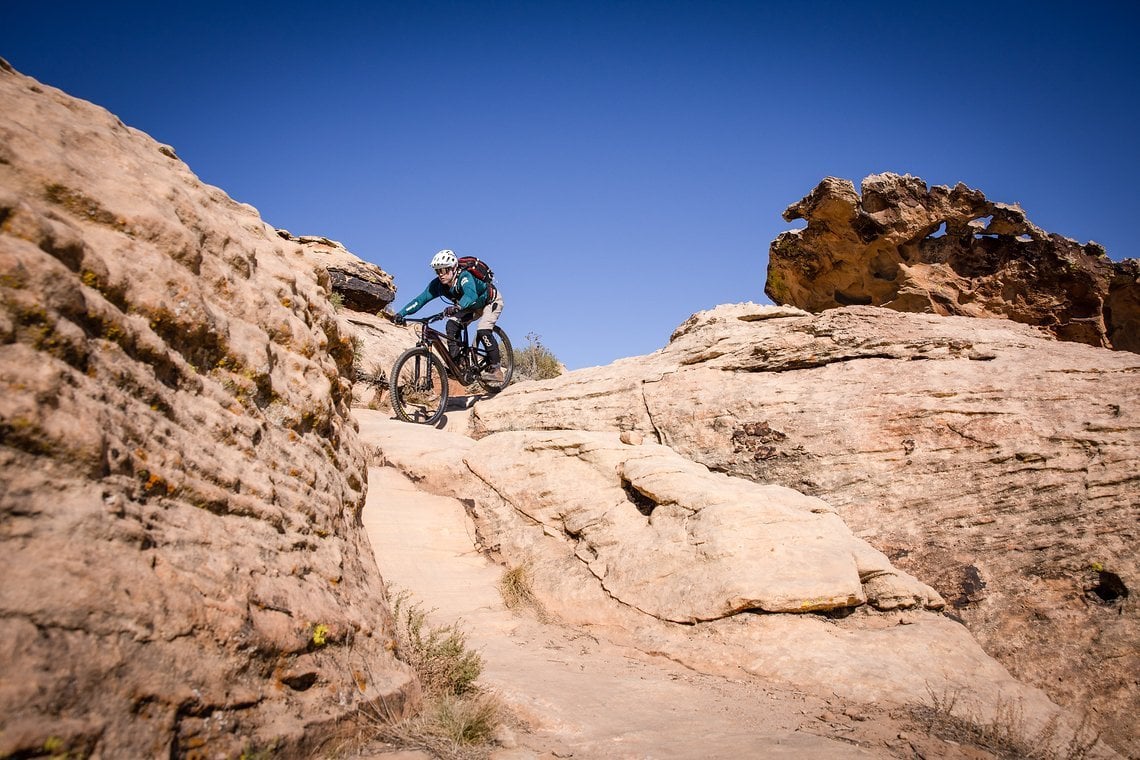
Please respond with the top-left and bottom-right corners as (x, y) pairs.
(474, 326), (515, 394)
(389, 347), (449, 425)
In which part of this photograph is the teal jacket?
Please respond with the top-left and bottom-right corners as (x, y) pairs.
(395, 270), (490, 318)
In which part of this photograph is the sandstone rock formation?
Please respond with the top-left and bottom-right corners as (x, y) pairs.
(0, 61), (416, 757)
(473, 431), (945, 621)
(470, 303), (1140, 756)
(766, 173), (1140, 353)
(1108, 257), (1140, 352)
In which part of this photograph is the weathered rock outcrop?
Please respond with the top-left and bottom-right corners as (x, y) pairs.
(1107, 257), (1140, 352)
(281, 230), (396, 314)
(766, 173), (1140, 352)
(470, 303), (1140, 756)
(0, 63), (415, 757)
(283, 235), (408, 409)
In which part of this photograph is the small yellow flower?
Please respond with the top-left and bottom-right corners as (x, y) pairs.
(312, 623), (330, 647)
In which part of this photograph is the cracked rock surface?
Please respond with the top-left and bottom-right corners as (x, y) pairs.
(362, 410), (1109, 758)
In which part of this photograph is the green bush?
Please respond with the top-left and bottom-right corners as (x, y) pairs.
(514, 332), (563, 381)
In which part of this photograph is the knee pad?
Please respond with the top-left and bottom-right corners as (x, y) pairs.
(476, 329), (501, 363)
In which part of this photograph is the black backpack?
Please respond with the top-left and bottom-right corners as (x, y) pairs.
(457, 256), (494, 283)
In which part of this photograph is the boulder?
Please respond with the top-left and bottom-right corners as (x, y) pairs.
(281, 230), (396, 314)
(464, 430), (943, 622)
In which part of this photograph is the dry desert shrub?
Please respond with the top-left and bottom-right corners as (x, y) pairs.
(514, 332), (562, 381)
(908, 685), (1100, 760)
(389, 590), (483, 697)
(361, 590), (503, 760)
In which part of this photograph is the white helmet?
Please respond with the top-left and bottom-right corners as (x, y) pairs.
(430, 249), (457, 271)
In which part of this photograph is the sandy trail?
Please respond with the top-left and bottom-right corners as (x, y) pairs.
(356, 409), (890, 759)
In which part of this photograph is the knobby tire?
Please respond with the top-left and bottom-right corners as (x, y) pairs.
(474, 326), (515, 394)
(390, 347), (448, 425)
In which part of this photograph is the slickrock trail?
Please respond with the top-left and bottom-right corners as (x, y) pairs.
(354, 409), (917, 760)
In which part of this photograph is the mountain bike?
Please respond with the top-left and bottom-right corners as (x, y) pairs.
(389, 312), (514, 425)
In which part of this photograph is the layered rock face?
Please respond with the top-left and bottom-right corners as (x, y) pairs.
(471, 303), (1140, 756)
(766, 173), (1140, 353)
(0, 62), (415, 757)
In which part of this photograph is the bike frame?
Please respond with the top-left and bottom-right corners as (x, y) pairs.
(407, 312), (477, 381)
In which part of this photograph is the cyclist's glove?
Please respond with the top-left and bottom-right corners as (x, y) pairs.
(392, 314), (406, 326)
(443, 305), (459, 317)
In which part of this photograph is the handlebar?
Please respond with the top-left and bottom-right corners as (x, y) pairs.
(404, 312), (448, 324)
(406, 306), (469, 324)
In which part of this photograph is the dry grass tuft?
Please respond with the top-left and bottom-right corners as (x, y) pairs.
(363, 692), (502, 760)
(907, 685), (1100, 760)
(498, 563), (548, 620)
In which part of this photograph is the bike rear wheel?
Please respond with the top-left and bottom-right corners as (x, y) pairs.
(390, 347), (448, 425)
(473, 326), (515, 394)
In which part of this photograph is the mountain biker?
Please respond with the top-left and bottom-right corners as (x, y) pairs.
(392, 249), (505, 382)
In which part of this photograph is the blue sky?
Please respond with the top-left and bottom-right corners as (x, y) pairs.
(3, 1), (1137, 369)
